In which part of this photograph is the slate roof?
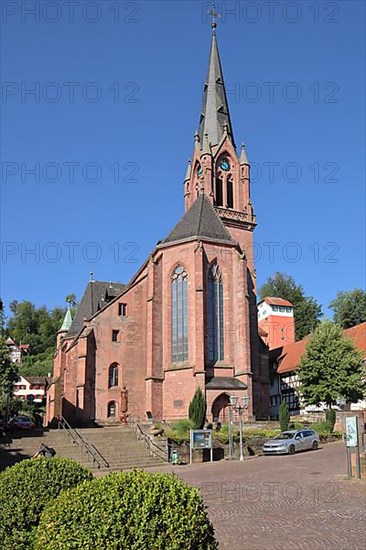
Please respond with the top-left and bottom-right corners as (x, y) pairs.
(67, 281), (126, 336)
(163, 194), (234, 245)
(198, 32), (235, 148)
(205, 377), (248, 390)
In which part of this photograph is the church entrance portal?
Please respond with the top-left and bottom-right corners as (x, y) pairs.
(211, 393), (231, 423)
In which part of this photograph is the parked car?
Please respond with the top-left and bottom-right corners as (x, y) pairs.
(262, 429), (320, 455)
(7, 416), (36, 432)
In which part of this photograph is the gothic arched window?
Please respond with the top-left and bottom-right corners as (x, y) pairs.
(208, 263), (224, 362)
(215, 177), (223, 206)
(227, 177), (234, 209)
(172, 266), (188, 362)
(108, 363), (119, 388)
(107, 401), (116, 418)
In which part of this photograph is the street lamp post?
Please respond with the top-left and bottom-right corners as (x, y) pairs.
(228, 397), (234, 460)
(230, 395), (250, 461)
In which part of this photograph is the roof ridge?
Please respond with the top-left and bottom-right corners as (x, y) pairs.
(203, 194), (235, 241)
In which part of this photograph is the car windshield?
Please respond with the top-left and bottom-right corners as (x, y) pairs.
(273, 432), (294, 440)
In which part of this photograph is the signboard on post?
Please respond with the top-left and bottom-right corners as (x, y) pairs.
(344, 415), (361, 479)
(345, 416), (358, 448)
(190, 430), (213, 464)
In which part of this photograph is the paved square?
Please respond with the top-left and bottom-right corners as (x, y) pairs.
(151, 442), (366, 550)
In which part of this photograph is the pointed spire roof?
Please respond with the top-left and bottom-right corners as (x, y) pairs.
(240, 143), (249, 164)
(60, 308), (73, 332)
(163, 194), (234, 245)
(198, 33), (235, 149)
(184, 160), (192, 181)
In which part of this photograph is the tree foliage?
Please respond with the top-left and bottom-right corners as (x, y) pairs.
(2, 295), (77, 377)
(189, 387), (207, 429)
(329, 289), (366, 329)
(34, 469), (218, 550)
(0, 335), (19, 397)
(298, 321), (365, 408)
(279, 401), (290, 432)
(259, 272), (322, 340)
(325, 409), (336, 433)
(6, 301), (65, 355)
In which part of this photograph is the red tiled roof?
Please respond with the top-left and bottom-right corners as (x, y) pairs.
(276, 322), (366, 374)
(343, 323), (366, 355)
(261, 297), (294, 308)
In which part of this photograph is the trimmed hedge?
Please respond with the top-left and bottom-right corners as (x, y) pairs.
(0, 457), (93, 549)
(34, 469), (218, 550)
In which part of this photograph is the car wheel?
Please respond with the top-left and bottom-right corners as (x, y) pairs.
(312, 441), (318, 451)
(288, 445), (295, 455)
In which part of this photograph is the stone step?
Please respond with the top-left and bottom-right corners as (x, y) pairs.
(1, 426), (166, 474)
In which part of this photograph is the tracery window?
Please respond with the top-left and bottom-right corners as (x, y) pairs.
(208, 263), (224, 362)
(172, 266), (188, 362)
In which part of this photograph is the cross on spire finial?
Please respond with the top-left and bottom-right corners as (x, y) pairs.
(208, 1), (221, 33)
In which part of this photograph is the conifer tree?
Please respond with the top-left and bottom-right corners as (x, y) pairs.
(279, 401), (290, 432)
(189, 388), (206, 429)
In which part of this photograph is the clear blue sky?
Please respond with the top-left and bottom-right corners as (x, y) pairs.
(1, 1), (365, 318)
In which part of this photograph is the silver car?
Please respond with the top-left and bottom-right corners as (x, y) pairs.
(262, 429), (320, 455)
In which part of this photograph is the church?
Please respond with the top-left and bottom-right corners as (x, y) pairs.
(46, 26), (271, 427)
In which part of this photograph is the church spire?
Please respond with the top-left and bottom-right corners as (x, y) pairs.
(60, 307), (73, 332)
(198, 29), (235, 150)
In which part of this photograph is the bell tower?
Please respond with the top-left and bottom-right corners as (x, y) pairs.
(184, 26), (256, 273)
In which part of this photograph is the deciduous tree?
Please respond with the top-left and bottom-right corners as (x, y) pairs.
(298, 321), (365, 408)
(329, 289), (366, 329)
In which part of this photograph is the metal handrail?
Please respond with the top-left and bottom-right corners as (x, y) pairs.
(133, 423), (169, 462)
(58, 416), (109, 469)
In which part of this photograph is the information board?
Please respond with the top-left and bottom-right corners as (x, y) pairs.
(191, 430), (212, 450)
(189, 430), (213, 464)
(345, 416), (358, 448)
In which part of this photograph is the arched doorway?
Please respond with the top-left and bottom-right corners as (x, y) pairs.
(211, 393), (230, 423)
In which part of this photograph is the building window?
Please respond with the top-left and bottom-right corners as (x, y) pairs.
(208, 262), (224, 362)
(272, 305), (278, 312)
(118, 303), (127, 316)
(109, 364), (119, 388)
(215, 177), (223, 206)
(107, 401), (116, 418)
(171, 265), (188, 362)
(227, 177), (234, 208)
(112, 330), (119, 342)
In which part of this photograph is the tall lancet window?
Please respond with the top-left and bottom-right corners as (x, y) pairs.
(215, 177), (223, 206)
(172, 266), (188, 362)
(227, 177), (234, 209)
(208, 263), (224, 362)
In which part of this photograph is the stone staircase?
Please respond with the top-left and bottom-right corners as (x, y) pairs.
(0, 426), (166, 475)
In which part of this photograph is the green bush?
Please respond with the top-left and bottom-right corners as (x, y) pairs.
(325, 408), (336, 432)
(189, 387), (207, 429)
(165, 419), (194, 442)
(279, 401), (290, 432)
(34, 469), (218, 550)
(0, 457), (93, 549)
(212, 423), (239, 444)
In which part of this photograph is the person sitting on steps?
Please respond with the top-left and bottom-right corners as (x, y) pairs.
(33, 441), (56, 459)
